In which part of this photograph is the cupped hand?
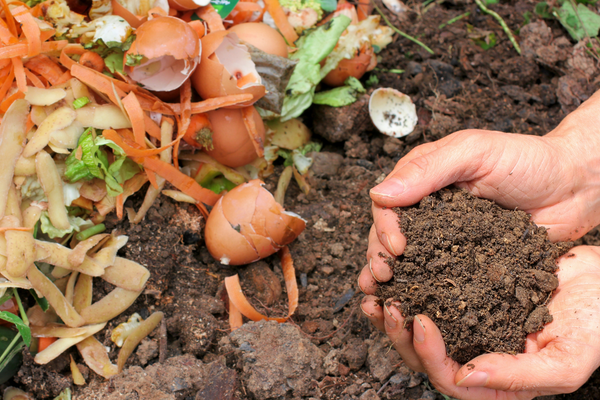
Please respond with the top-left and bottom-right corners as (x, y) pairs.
(359, 90), (600, 328)
(366, 246), (600, 399)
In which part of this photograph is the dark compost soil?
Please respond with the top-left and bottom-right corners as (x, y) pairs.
(7, 0), (600, 399)
(377, 188), (572, 364)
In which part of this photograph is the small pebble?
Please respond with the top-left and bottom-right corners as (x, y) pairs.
(300, 273), (308, 288)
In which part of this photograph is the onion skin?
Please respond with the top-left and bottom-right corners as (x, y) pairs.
(322, 46), (376, 87)
(205, 106), (265, 168)
(205, 180), (306, 266)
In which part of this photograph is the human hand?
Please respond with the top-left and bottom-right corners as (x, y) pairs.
(364, 246), (600, 399)
(359, 89), (600, 325)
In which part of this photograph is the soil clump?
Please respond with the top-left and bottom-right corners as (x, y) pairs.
(378, 187), (572, 364)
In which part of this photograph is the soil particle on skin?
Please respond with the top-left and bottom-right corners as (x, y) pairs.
(378, 187), (573, 364)
(229, 320), (325, 399)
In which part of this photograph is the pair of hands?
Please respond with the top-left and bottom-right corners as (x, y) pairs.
(359, 90), (600, 399)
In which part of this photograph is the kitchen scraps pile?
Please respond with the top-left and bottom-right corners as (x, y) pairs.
(0, 0), (397, 393)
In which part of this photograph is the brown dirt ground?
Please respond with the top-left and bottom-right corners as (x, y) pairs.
(6, 0), (600, 399)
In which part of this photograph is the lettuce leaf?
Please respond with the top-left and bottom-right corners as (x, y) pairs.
(313, 76), (366, 107)
(280, 16), (352, 121)
(64, 129), (141, 197)
(39, 211), (92, 239)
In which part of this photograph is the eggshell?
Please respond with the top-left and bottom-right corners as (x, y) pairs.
(205, 180), (306, 265)
(369, 88), (418, 137)
(124, 16), (200, 91)
(205, 106), (265, 168)
(228, 23), (288, 58)
(191, 31), (265, 107)
(322, 46), (376, 87)
(168, 0), (210, 11)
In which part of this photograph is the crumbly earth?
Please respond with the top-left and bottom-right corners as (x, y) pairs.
(6, 0), (600, 399)
(377, 188), (572, 364)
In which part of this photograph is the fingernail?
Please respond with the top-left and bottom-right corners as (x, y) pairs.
(382, 233), (398, 256)
(456, 371), (489, 388)
(414, 316), (425, 343)
(359, 299), (372, 317)
(357, 275), (365, 294)
(368, 258), (382, 283)
(384, 303), (397, 329)
(371, 179), (405, 197)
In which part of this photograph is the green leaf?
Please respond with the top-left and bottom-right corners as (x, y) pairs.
(54, 388), (72, 400)
(318, 0), (337, 12)
(345, 76), (366, 93)
(40, 212), (92, 239)
(125, 54), (144, 67)
(280, 16), (352, 121)
(555, 1), (600, 40)
(365, 74), (379, 87)
(0, 327), (23, 385)
(29, 289), (49, 312)
(104, 52), (125, 74)
(485, 0), (498, 4)
(535, 2), (553, 19)
(473, 32), (497, 50)
(0, 312), (30, 347)
(313, 86), (360, 106)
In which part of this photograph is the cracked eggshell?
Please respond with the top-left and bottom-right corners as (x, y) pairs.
(205, 180), (306, 266)
(205, 106), (265, 168)
(228, 23), (288, 58)
(369, 88), (418, 138)
(191, 31), (265, 107)
(124, 16), (200, 92)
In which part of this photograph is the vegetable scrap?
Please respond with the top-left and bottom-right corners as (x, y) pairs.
(0, 0), (401, 390)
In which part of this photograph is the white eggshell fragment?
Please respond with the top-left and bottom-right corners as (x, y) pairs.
(382, 0), (408, 16)
(369, 88), (418, 138)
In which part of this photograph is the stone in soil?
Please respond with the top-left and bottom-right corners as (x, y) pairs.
(378, 187), (573, 364)
(229, 320), (325, 398)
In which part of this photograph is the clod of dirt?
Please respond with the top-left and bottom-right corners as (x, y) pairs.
(366, 334), (402, 382)
(311, 94), (374, 143)
(230, 320), (325, 398)
(14, 350), (71, 398)
(167, 310), (218, 357)
(378, 188), (572, 364)
(240, 261), (282, 306)
(75, 354), (237, 400)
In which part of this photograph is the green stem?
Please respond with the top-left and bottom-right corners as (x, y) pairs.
(473, 0), (521, 55)
(0, 333), (20, 366)
(12, 288), (28, 327)
(439, 12), (470, 29)
(75, 223), (106, 241)
(372, 2), (435, 55)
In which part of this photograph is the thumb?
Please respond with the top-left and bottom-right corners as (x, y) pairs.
(455, 340), (593, 393)
(370, 131), (492, 208)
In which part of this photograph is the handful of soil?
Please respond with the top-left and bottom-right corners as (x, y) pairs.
(377, 188), (573, 364)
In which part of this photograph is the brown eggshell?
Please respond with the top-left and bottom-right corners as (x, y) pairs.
(205, 106), (265, 168)
(191, 31), (265, 107)
(204, 197), (259, 265)
(228, 23), (288, 58)
(204, 180), (306, 265)
(127, 16), (200, 61)
(322, 46), (376, 87)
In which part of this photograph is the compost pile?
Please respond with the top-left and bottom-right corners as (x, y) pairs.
(378, 187), (573, 364)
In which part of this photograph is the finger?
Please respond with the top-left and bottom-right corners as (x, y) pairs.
(383, 301), (423, 372)
(358, 263), (378, 295)
(372, 203), (406, 257)
(360, 295), (385, 332)
(454, 339), (594, 395)
(412, 314), (508, 400)
(370, 130), (494, 208)
(366, 225), (394, 283)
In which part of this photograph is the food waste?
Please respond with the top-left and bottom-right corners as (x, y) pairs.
(0, 0), (397, 394)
